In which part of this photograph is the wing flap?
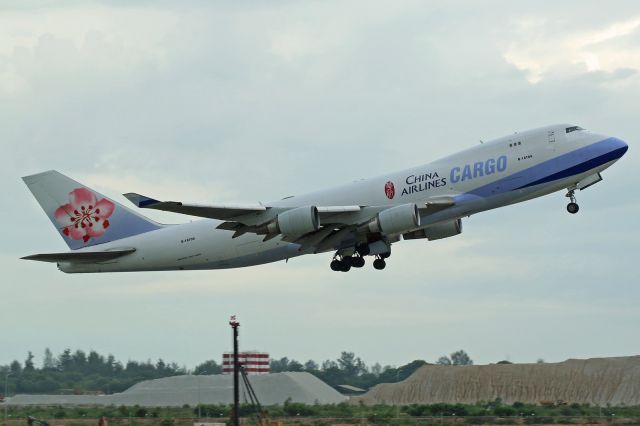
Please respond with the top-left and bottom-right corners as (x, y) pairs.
(22, 248), (136, 263)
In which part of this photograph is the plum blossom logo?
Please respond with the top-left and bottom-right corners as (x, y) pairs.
(54, 188), (115, 243)
(384, 181), (395, 199)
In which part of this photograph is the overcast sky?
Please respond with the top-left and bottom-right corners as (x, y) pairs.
(1, 1), (638, 371)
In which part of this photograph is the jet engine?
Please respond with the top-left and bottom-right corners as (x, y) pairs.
(366, 203), (420, 235)
(264, 205), (320, 236)
(403, 219), (462, 241)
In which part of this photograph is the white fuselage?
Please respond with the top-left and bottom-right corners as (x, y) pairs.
(59, 124), (628, 273)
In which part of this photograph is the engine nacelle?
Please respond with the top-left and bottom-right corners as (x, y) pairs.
(403, 219), (462, 241)
(266, 206), (320, 236)
(367, 203), (420, 235)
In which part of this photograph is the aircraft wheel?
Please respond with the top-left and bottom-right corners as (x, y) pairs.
(373, 258), (386, 270)
(567, 202), (579, 214)
(341, 262), (352, 272)
(379, 252), (391, 259)
(352, 257), (365, 268)
(356, 244), (370, 256)
(342, 256), (354, 267)
(330, 260), (342, 271)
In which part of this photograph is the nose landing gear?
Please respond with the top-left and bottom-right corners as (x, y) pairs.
(566, 190), (580, 214)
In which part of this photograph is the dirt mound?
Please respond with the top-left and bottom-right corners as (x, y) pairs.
(8, 372), (347, 406)
(354, 356), (640, 406)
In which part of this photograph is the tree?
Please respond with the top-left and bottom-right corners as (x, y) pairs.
(321, 360), (337, 371)
(304, 360), (318, 371)
(10, 360), (22, 374)
(87, 351), (105, 373)
(377, 360), (427, 383)
(370, 362), (382, 376)
(194, 360), (222, 375)
(72, 350), (87, 370)
(450, 350), (473, 366)
(43, 348), (55, 370)
(24, 352), (35, 372)
(337, 352), (366, 376)
(288, 360), (304, 372)
(536, 358), (545, 364)
(106, 354), (117, 373)
(270, 357), (290, 373)
(58, 349), (73, 371)
(436, 356), (452, 365)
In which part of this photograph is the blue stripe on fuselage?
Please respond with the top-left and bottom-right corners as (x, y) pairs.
(467, 138), (627, 198)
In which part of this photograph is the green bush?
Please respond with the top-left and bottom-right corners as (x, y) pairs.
(134, 407), (148, 417)
(493, 406), (516, 416)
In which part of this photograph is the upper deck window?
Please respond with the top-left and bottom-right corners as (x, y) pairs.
(566, 126), (584, 133)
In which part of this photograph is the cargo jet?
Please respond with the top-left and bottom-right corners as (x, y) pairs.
(22, 124), (628, 273)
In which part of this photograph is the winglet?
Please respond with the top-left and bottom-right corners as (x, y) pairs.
(123, 193), (162, 208)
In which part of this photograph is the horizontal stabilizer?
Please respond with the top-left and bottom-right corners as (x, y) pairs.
(123, 193), (267, 220)
(22, 248), (136, 263)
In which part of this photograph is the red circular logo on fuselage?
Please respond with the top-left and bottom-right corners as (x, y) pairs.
(384, 181), (395, 199)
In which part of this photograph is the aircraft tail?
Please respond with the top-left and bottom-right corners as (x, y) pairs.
(22, 170), (162, 250)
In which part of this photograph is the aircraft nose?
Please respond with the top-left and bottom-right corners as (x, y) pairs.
(610, 137), (629, 158)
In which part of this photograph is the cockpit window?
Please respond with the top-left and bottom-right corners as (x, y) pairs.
(566, 126), (584, 133)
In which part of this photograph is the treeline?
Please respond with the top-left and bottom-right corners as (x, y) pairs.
(268, 349), (474, 389)
(268, 353), (429, 390)
(1, 349), (187, 395)
(0, 348), (473, 395)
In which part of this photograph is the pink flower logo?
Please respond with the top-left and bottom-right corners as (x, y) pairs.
(384, 181), (395, 199)
(54, 188), (115, 243)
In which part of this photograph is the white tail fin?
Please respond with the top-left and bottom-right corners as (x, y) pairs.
(23, 170), (162, 250)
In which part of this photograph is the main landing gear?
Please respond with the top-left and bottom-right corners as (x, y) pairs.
(331, 251), (389, 272)
(372, 252), (390, 270)
(330, 254), (365, 272)
(566, 189), (580, 214)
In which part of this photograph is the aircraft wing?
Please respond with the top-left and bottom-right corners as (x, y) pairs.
(124, 192), (363, 223)
(22, 248), (136, 263)
(124, 191), (457, 247)
(123, 193), (268, 220)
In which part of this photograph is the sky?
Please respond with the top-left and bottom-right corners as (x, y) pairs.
(1, 1), (639, 371)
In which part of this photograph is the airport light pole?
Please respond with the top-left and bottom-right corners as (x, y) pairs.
(4, 371), (12, 426)
(229, 316), (240, 426)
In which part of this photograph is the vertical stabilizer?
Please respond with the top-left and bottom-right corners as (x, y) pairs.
(22, 170), (162, 250)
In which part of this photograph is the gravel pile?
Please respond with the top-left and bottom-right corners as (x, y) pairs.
(354, 356), (640, 406)
(8, 372), (347, 406)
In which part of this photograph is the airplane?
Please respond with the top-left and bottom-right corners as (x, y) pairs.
(21, 123), (628, 273)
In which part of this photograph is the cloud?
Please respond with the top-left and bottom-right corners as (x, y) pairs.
(503, 15), (640, 83)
